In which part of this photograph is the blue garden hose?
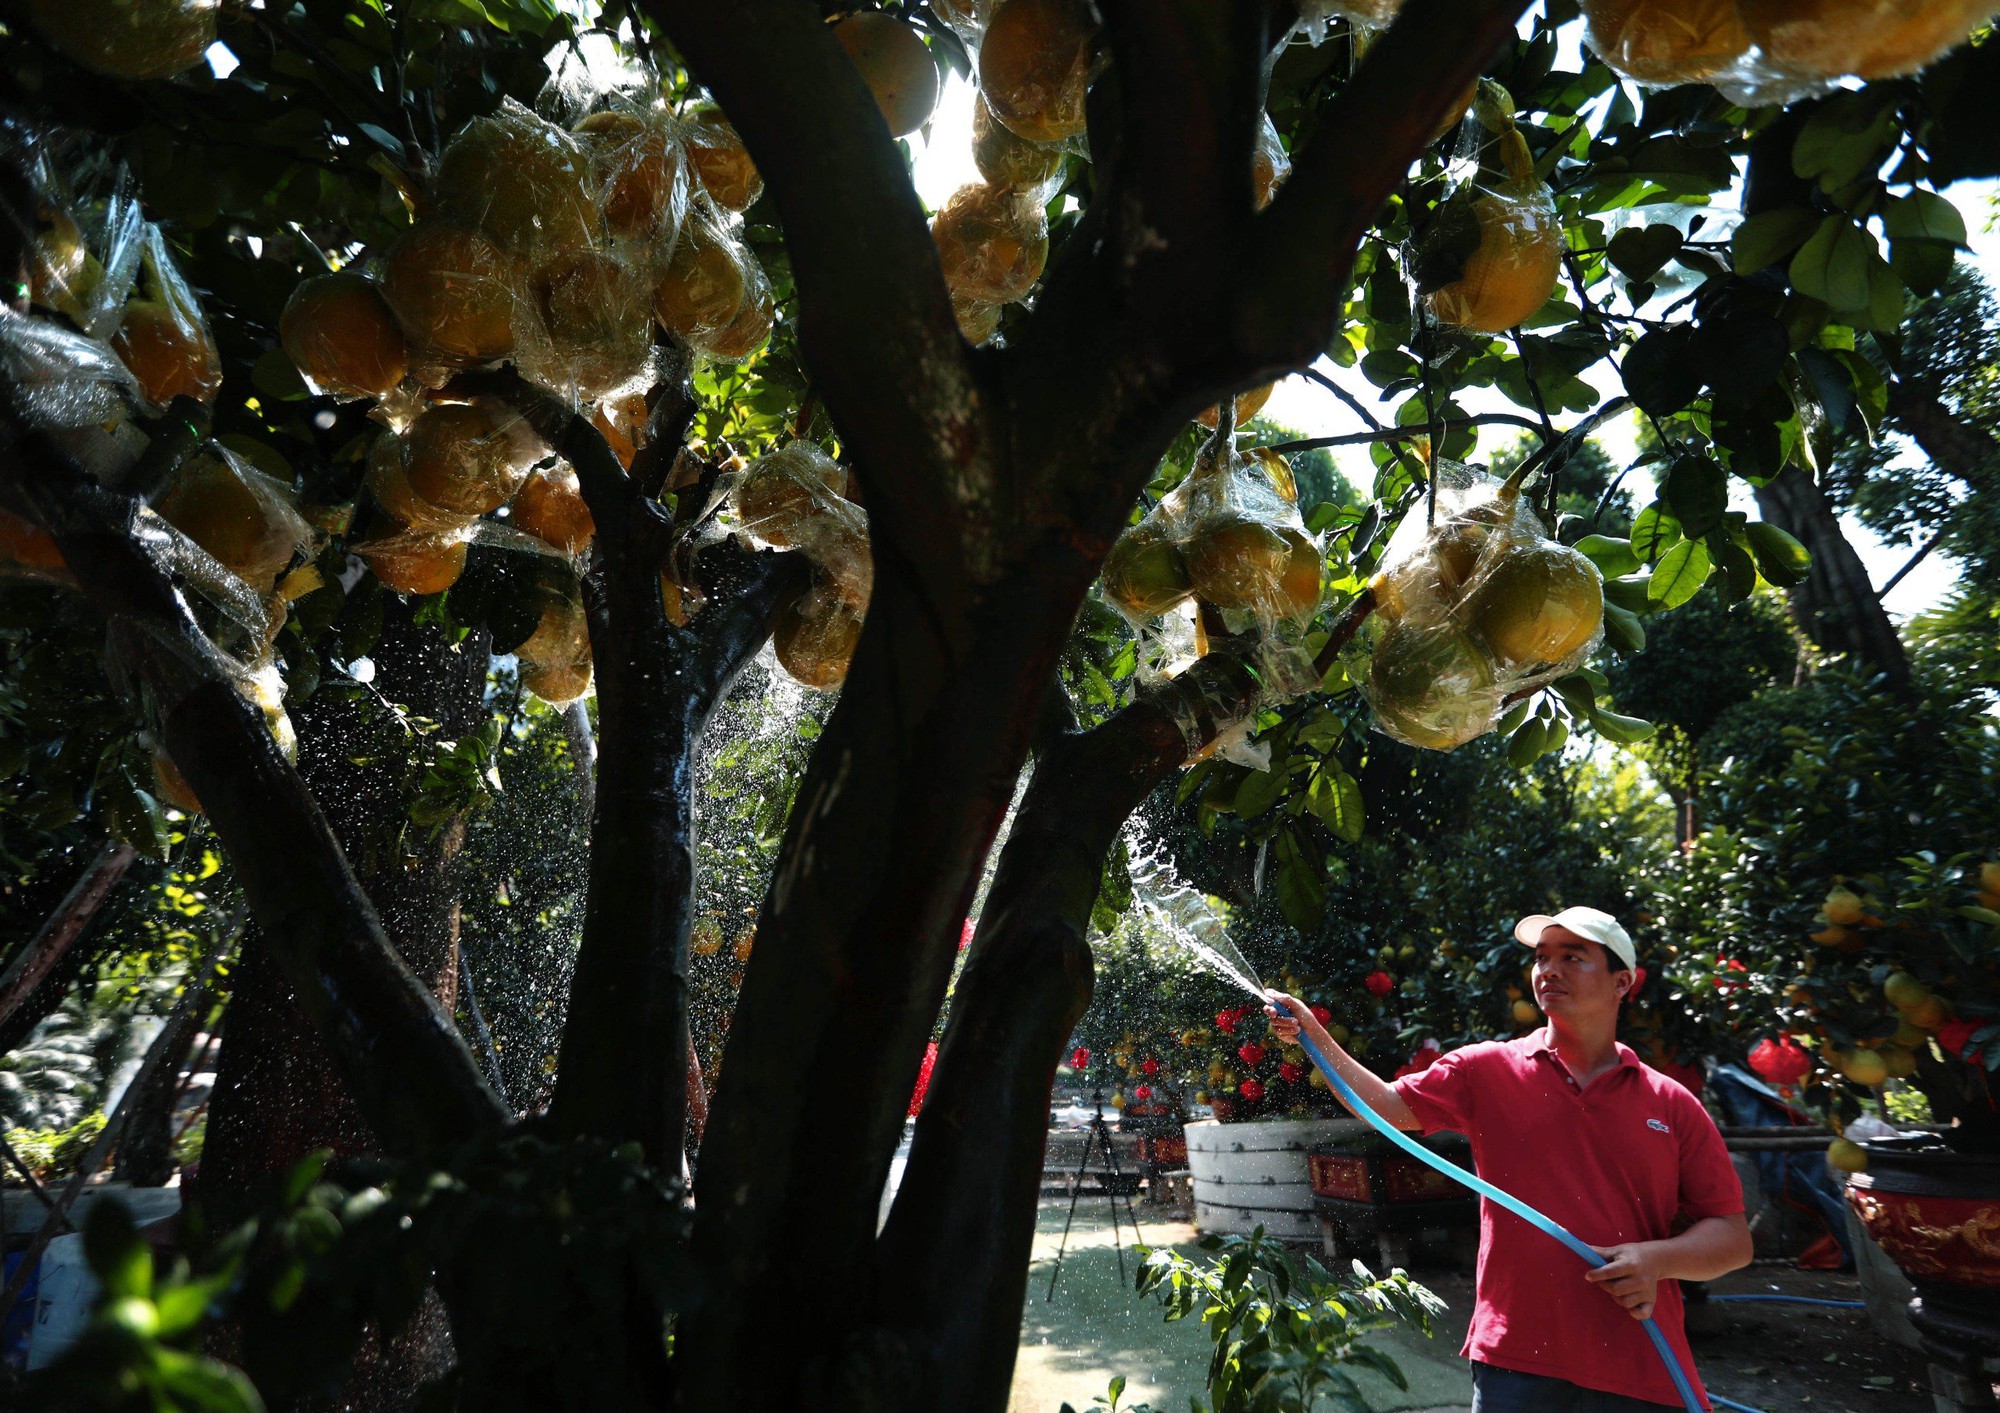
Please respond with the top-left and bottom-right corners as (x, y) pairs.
(1706, 1294), (1864, 1309)
(1295, 1032), (1710, 1413)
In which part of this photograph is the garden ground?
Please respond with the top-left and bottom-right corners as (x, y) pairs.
(1010, 1197), (1939, 1412)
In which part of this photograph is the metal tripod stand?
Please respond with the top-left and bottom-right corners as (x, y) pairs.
(1045, 1091), (1145, 1301)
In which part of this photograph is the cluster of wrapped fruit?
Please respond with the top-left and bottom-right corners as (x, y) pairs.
(1098, 442), (1324, 677)
(727, 442), (873, 690)
(1363, 464), (1604, 752)
(6, 163), (314, 813)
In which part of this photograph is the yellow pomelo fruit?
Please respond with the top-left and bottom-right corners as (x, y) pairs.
(1275, 529), (1322, 619)
(1903, 995), (1948, 1030)
(775, 589), (863, 689)
(1823, 885), (1865, 925)
(1184, 512), (1292, 614)
(382, 224), (517, 362)
(1367, 619), (1499, 751)
(359, 527), (467, 596)
(835, 12), (941, 137)
(516, 593), (593, 704)
(365, 435), (458, 534)
(1101, 516), (1192, 620)
(27, 0), (216, 80)
(687, 109), (763, 212)
(1883, 972), (1930, 1010)
(576, 113), (685, 243)
(978, 0), (1098, 143)
(530, 248), (653, 398)
(1582, 0), (1752, 82)
(1842, 1048), (1889, 1087)
(1882, 1046), (1917, 1079)
(113, 300), (221, 407)
(1463, 541), (1604, 668)
(655, 221), (749, 340)
(1426, 184), (1563, 335)
(510, 464), (594, 555)
(1738, 0), (1995, 79)
(1826, 1137), (1868, 1173)
(404, 400), (537, 516)
(933, 182), (1048, 304)
(155, 455), (300, 588)
(433, 113), (599, 262)
(1196, 381), (1274, 430)
(973, 95), (1064, 191)
(706, 281), (776, 361)
(280, 272), (409, 401)
(1511, 998), (1540, 1024)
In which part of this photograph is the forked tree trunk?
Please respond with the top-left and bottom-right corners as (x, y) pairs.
(1752, 465), (1910, 689)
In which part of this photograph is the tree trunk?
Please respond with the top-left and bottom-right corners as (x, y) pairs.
(1752, 465), (1910, 688)
(0, 839), (136, 1054)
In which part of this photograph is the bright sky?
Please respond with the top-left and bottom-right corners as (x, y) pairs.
(911, 68), (1994, 625)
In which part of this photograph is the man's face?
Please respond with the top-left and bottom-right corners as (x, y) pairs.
(1531, 926), (1629, 1022)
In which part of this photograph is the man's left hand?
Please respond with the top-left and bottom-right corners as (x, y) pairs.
(1585, 1243), (1662, 1320)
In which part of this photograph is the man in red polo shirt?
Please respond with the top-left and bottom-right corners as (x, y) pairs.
(1268, 906), (1751, 1411)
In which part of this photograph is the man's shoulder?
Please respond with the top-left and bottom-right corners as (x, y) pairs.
(1434, 1038), (1531, 1072)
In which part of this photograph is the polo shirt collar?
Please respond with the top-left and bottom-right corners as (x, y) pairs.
(1518, 1027), (1643, 1071)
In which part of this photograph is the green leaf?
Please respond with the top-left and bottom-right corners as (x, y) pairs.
(1630, 503), (1682, 563)
(1607, 225), (1683, 282)
(84, 1204), (152, 1301)
(1233, 762), (1293, 820)
(1789, 218), (1880, 314)
(1646, 539), (1712, 608)
(1881, 189), (1967, 248)
(1307, 766), (1365, 844)
(1792, 91), (1899, 192)
(1745, 521), (1811, 587)
(1661, 457), (1727, 537)
(1507, 717), (1550, 769)
(1573, 534), (1639, 578)
(1731, 208), (1819, 274)
(1589, 707), (1657, 743)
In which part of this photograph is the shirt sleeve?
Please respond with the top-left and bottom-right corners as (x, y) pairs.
(1674, 1090), (1746, 1219)
(1390, 1043), (1487, 1136)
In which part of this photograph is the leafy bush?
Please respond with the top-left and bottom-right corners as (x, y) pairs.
(4, 1111), (108, 1180)
(1133, 1228), (1442, 1413)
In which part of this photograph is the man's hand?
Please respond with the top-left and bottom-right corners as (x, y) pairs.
(1266, 991), (1308, 1044)
(1585, 1242), (1663, 1320)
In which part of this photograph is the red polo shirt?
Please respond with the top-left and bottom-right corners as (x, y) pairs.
(1391, 1031), (1742, 1409)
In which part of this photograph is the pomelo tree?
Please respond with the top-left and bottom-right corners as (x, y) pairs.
(1, 0), (1996, 1405)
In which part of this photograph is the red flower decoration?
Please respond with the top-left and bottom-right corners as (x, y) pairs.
(908, 1041), (938, 1117)
(1309, 1005), (1333, 1026)
(1215, 1010), (1238, 1034)
(1237, 1042), (1266, 1067)
(1936, 1017), (1978, 1059)
(1627, 966), (1647, 999)
(1140, 1057), (1160, 1076)
(1134, 1084), (1152, 1100)
(1747, 1037), (1811, 1088)
(1238, 1078), (1264, 1102)
(1364, 971), (1395, 998)
(1279, 1062), (1304, 1084)
(1715, 959), (1746, 994)
(1071, 1046), (1090, 1068)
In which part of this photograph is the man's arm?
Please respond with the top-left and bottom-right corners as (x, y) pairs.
(1585, 1213), (1755, 1321)
(1265, 992), (1420, 1131)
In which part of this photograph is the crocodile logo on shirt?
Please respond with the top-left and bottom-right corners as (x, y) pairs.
(1647, 1118), (1670, 1133)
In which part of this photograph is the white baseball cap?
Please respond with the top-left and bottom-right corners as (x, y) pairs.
(1514, 907), (1636, 971)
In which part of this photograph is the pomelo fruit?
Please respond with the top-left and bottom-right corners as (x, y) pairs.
(280, 272), (408, 401)
(510, 463), (594, 555)
(933, 182), (1048, 305)
(1367, 619), (1500, 751)
(155, 453), (302, 588)
(686, 109), (763, 212)
(113, 299), (221, 407)
(1582, 0), (1752, 82)
(775, 587), (863, 689)
(433, 110), (599, 262)
(972, 95), (1063, 191)
(382, 224), (517, 362)
(835, 12), (941, 137)
(1463, 541), (1604, 667)
(404, 399), (539, 516)
(655, 219), (749, 342)
(978, 0), (1098, 143)
(27, 0), (217, 79)
(1101, 516), (1192, 620)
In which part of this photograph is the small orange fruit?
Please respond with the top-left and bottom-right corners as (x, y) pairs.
(979, 0), (1098, 143)
(1463, 542), (1603, 667)
(933, 182), (1047, 304)
(280, 272), (409, 401)
(1184, 512), (1293, 614)
(706, 277), (775, 361)
(835, 12), (941, 137)
(1424, 133), (1562, 335)
(364, 433), (461, 534)
(113, 300), (221, 407)
(1101, 515), (1192, 621)
(155, 453), (303, 588)
(382, 224), (516, 362)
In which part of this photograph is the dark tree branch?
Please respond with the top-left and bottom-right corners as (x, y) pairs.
(879, 593), (1376, 1399)
(474, 369), (808, 1165)
(1247, 0), (1534, 367)
(635, 0), (987, 604)
(1304, 364), (1387, 430)
(0, 839), (134, 1042)
(0, 423), (508, 1155)
(1877, 526), (1947, 599)
(1753, 464), (1911, 690)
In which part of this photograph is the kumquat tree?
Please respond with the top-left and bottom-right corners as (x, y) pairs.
(0, 0), (1995, 1406)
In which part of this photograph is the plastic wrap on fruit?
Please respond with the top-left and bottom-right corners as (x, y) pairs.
(112, 224), (222, 408)
(933, 182), (1048, 306)
(573, 105), (690, 252)
(729, 440), (857, 553)
(654, 199), (753, 352)
(399, 396), (544, 518)
(432, 99), (602, 267)
(774, 579), (864, 690)
(1251, 113), (1291, 210)
(0, 311), (141, 433)
(1293, 0), (1404, 29)
(685, 108), (763, 213)
(705, 249), (776, 364)
(154, 444), (316, 594)
(1582, 0), (1751, 84)
(26, 0), (218, 81)
(519, 243), (656, 402)
(507, 462), (595, 556)
(1738, 0), (1997, 88)
(1414, 96), (1562, 337)
(1176, 447), (1324, 632)
(356, 518), (474, 597)
(971, 95), (1064, 197)
(364, 431), (471, 536)
(382, 222), (518, 365)
(929, 0), (990, 43)
(515, 580), (595, 705)
(591, 394), (650, 470)
(280, 271), (410, 402)
(977, 0), (1099, 145)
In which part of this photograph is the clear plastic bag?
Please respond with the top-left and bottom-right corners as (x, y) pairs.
(515, 576), (594, 704)
(400, 396), (543, 517)
(774, 581), (864, 690)
(153, 444), (315, 593)
(976, 0), (1099, 145)
(933, 181), (1048, 306)
(1415, 119), (1562, 337)
(727, 441), (874, 687)
(432, 98), (602, 266)
(972, 94), (1064, 196)
(381, 222), (518, 365)
(508, 462), (595, 556)
(279, 270), (410, 402)
(1252, 113), (1291, 210)
(685, 108), (763, 213)
(519, 244), (657, 401)
(355, 519), (473, 597)
(653, 198), (754, 354)
(574, 104), (690, 251)
(1364, 462), (1604, 752)
(364, 430), (472, 535)
(111, 224), (221, 408)
(0, 311), (140, 433)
